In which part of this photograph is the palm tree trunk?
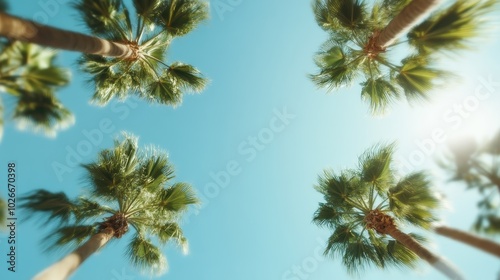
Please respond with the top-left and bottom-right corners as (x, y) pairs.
(434, 225), (500, 258)
(33, 227), (115, 280)
(0, 12), (134, 58)
(386, 226), (465, 280)
(376, 0), (442, 48)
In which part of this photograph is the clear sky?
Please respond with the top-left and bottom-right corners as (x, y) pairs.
(1, 0), (500, 280)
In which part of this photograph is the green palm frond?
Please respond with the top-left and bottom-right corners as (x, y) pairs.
(156, 0), (209, 37)
(127, 235), (168, 275)
(133, 0), (161, 22)
(137, 154), (174, 191)
(43, 225), (97, 252)
(144, 77), (182, 105)
(388, 172), (440, 228)
(154, 223), (188, 253)
(20, 190), (76, 223)
(73, 0), (130, 40)
(359, 142), (395, 193)
(167, 63), (207, 93)
(408, 0), (498, 53)
(313, 202), (346, 227)
(74, 198), (114, 222)
(13, 90), (74, 136)
(158, 182), (199, 213)
(313, 0), (368, 32)
(395, 56), (443, 100)
(361, 77), (399, 115)
(0, 41), (72, 137)
(82, 135), (139, 200)
(316, 170), (367, 210)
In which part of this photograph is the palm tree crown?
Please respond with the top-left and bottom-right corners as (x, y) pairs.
(310, 0), (497, 114)
(440, 132), (500, 234)
(313, 143), (443, 275)
(0, 40), (72, 138)
(75, 0), (209, 106)
(21, 133), (198, 276)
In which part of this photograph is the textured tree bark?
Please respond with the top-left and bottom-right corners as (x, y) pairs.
(435, 225), (500, 258)
(376, 0), (442, 48)
(33, 227), (115, 280)
(386, 226), (465, 279)
(0, 12), (133, 58)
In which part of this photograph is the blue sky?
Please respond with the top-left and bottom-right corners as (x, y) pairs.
(1, 0), (500, 279)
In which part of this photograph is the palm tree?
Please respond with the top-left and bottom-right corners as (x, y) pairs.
(313, 143), (464, 279)
(310, 0), (497, 114)
(439, 132), (500, 234)
(0, 0), (209, 106)
(0, 0), (71, 138)
(20, 133), (199, 280)
(0, 40), (72, 138)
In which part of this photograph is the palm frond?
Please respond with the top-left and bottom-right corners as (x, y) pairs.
(396, 56), (442, 100)
(408, 0), (498, 53)
(144, 77), (181, 105)
(359, 143), (395, 194)
(19, 190), (76, 224)
(82, 135), (139, 200)
(316, 170), (367, 210)
(317, 0), (368, 32)
(311, 47), (360, 91)
(167, 62), (207, 93)
(154, 223), (188, 254)
(157, 0), (209, 37)
(43, 225), (97, 252)
(127, 235), (168, 276)
(361, 77), (399, 115)
(74, 198), (115, 222)
(158, 182), (199, 213)
(137, 154), (174, 191)
(388, 172), (440, 228)
(13, 90), (74, 137)
(73, 0), (131, 40)
(313, 202), (346, 228)
(133, 0), (161, 22)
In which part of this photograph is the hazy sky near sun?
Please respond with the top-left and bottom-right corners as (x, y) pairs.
(1, 0), (500, 280)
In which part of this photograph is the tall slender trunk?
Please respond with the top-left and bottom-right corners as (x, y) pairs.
(434, 225), (500, 258)
(33, 227), (115, 280)
(376, 0), (442, 48)
(386, 226), (465, 280)
(0, 12), (134, 58)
